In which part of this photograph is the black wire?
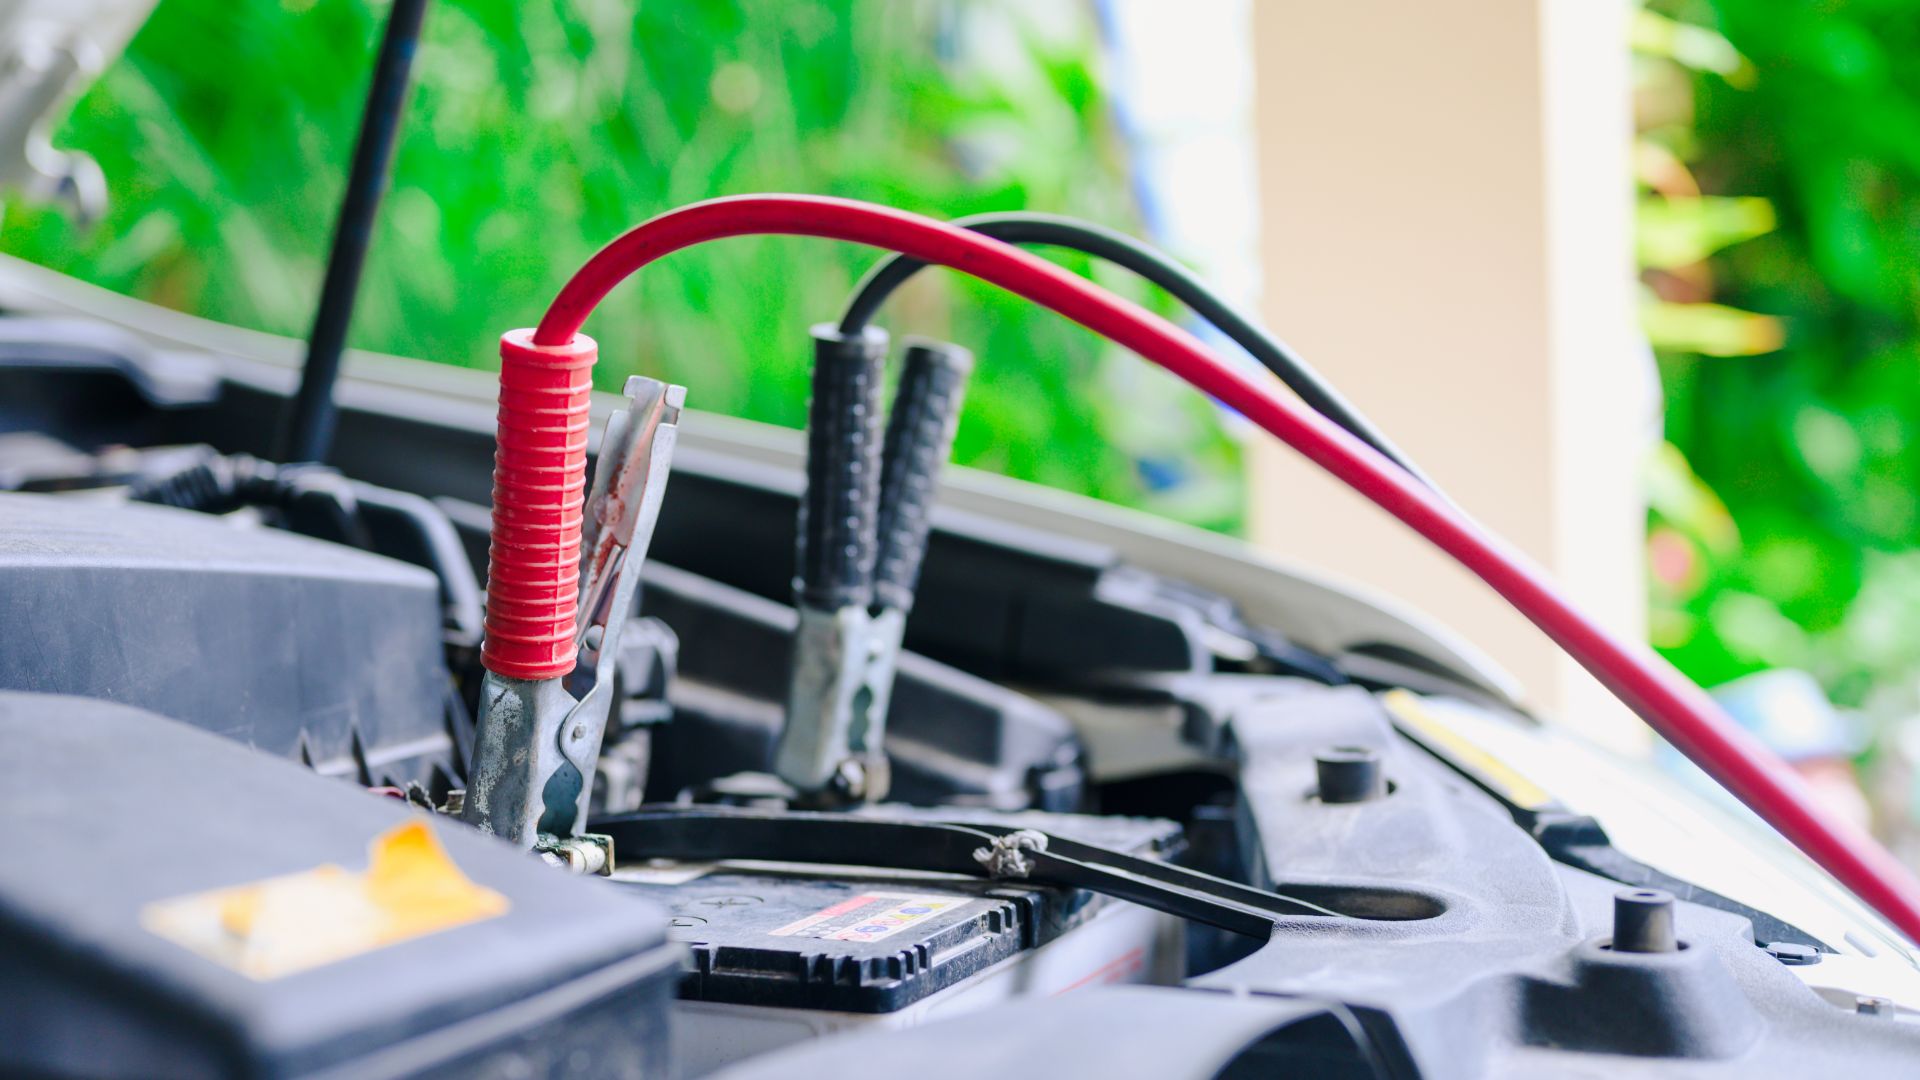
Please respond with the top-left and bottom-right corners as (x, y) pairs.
(839, 212), (1443, 494)
(278, 0), (429, 465)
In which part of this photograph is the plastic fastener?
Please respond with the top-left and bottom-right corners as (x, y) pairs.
(1315, 746), (1386, 803)
(1611, 888), (1678, 953)
(1763, 941), (1820, 966)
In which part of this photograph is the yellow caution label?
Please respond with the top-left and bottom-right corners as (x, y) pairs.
(142, 820), (509, 980)
(1382, 689), (1555, 812)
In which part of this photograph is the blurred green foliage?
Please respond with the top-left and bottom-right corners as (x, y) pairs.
(0, 0), (1245, 531)
(1638, 1), (1920, 718)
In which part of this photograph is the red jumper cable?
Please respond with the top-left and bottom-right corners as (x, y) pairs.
(474, 193), (1920, 943)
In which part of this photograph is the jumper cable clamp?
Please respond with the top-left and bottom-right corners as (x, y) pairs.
(465, 332), (683, 868)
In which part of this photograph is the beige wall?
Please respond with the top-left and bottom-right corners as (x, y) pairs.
(1248, 0), (1656, 747)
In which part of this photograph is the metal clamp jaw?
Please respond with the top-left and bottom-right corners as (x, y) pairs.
(464, 376), (684, 861)
(779, 603), (886, 802)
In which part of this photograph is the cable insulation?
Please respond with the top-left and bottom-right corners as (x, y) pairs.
(837, 211), (1437, 491)
(530, 193), (1920, 943)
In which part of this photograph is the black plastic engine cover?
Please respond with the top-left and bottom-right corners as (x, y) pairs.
(0, 492), (455, 786)
(639, 561), (1085, 810)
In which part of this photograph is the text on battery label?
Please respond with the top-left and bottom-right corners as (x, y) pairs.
(765, 891), (972, 943)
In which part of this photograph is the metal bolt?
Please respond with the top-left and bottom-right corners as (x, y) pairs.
(1315, 746), (1385, 803)
(538, 835), (611, 876)
(1857, 996), (1896, 1017)
(832, 758), (869, 800)
(1611, 888), (1678, 953)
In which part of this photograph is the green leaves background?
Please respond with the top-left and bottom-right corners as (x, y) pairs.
(0, 0), (1245, 532)
(1642, 1), (1920, 741)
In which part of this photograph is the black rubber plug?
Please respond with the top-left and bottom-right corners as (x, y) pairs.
(1315, 746), (1385, 803)
(1612, 888), (1679, 953)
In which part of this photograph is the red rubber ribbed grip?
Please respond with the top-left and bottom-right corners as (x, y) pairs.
(481, 328), (596, 680)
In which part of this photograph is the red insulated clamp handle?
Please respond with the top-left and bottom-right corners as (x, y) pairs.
(481, 328), (597, 680)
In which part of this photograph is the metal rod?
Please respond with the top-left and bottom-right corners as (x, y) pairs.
(278, 0), (429, 464)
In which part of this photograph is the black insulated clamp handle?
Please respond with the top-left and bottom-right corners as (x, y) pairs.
(796, 324), (887, 611)
(874, 339), (973, 613)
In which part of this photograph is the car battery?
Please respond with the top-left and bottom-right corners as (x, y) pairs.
(0, 692), (681, 1080)
(609, 809), (1186, 1077)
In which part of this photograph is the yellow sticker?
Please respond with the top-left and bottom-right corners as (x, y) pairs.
(142, 821), (509, 980)
(1383, 689), (1555, 812)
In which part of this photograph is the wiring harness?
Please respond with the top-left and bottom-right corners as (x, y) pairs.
(480, 193), (1920, 944)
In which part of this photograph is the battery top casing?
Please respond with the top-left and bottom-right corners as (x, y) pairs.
(613, 809), (1180, 1013)
(0, 693), (680, 1080)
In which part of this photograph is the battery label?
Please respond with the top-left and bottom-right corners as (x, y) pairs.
(766, 891), (972, 943)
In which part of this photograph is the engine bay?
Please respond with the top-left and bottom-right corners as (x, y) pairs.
(4, 280), (1918, 1078)
(5, 0), (1920, 1072)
